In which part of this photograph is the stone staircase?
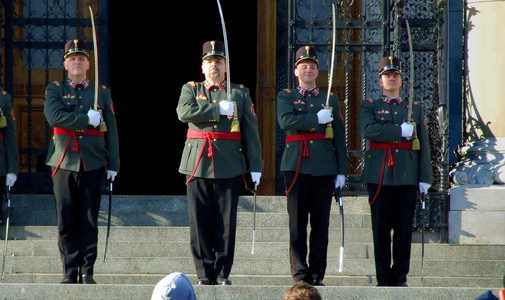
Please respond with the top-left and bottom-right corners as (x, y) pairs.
(0, 194), (503, 299)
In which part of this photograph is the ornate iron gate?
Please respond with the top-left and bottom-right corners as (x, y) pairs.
(1, 0), (110, 193)
(276, 0), (449, 237)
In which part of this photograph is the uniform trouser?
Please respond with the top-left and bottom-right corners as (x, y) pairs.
(283, 172), (334, 283)
(186, 175), (241, 281)
(368, 183), (417, 285)
(52, 166), (104, 279)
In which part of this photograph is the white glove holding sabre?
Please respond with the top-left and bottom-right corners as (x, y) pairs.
(251, 172), (262, 186)
(87, 109), (102, 128)
(317, 109), (333, 124)
(6, 173), (16, 187)
(419, 182), (431, 194)
(107, 170), (117, 182)
(401, 122), (414, 138)
(335, 174), (345, 189)
(219, 101), (234, 116)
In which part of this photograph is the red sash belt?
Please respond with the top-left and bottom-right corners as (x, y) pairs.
(185, 129), (242, 185)
(285, 133), (331, 196)
(369, 141), (412, 149)
(368, 141), (412, 205)
(51, 127), (105, 178)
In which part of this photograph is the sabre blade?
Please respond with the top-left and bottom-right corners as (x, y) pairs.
(339, 246), (344, 272)
(325, 3), (337, 108)
(88, 6), (99, 110)
(336, 187), (345, 272)
(2, 185), (11, 279)
(216, 0), (231, 102)
(103, 179), (113, 263)
(251, 183), (257, 255)
(405, 19), (414, 124)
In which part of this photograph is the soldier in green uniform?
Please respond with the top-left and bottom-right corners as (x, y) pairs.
(358, 56), (432, 287)
(277, 46), (347, 285)
(0, 90), (19, 220)
(177, 41), (263, 286)
(44, 39), (120, 284)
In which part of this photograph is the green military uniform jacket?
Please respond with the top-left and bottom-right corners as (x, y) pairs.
(177, 81), (263, 179)
(358, 96), (432, 185)
(0, 91), (19, 176)
(44, 80), (120, 172)
(276, 88), (347, 176)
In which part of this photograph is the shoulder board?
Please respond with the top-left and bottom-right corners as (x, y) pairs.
(2, 90), (7, 96)
(238, 84), (245, 89)
(284, 89), (292, 94)
(413, 101), (420, 106)
(52, 81), (61, 87)
(101, 85), (107, 90)
(187, 81), (196, 87)
(366, 98), (374, 103)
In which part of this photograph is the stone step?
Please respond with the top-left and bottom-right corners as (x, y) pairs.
(0, 283), (499, 300)
(2, 238), (505, 261)
(6, 195), (371, 214)
(0, 273), (502, 288)
(1, 194), (502, 299)
(2, 255), (504, 278)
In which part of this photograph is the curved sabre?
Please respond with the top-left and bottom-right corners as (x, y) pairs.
(89, 6), (99, 110)
(326, 3), (337, 108)
(216, 0), (231, 103)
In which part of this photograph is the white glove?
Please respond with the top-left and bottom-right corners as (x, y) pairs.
(335, 174), (345, 189)
(107, 170), (118, 182)
(87, 109), (101, 127)
(251, 172), (261, 186)
(317, 109), (333, 124)
(219, 101), (234, 116)
(5, 173), (16, 187)
(419, 182), (431, 194)
(401, 122), (414, 138)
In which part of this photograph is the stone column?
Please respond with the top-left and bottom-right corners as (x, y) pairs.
(448, 0), (505, 244)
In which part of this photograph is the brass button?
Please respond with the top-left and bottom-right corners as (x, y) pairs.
(213, 138), (217, 142)
(310, 104), (314, 107)
(188, 143), (191, 147)
(310, 140), (313, 144)
(286, 144), (290, 148)
(213, 125), (218, 129)
(395, 149), (399, 153)
(213, 100), (218, 103)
